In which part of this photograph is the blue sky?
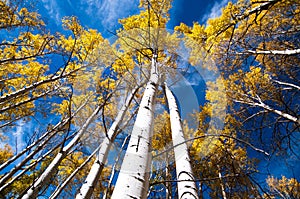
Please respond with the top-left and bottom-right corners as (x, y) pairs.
(37, 0), (229, 37)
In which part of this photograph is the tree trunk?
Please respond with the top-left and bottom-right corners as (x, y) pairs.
(217, 165), (227, 199)
(111, 55), (159, 199)
(76, 84), (142, 199)
(49, 145), (100, 199)
(164, 82), (198, 199)
(0, 99), (88, 188)
(21, 105), (102, 199)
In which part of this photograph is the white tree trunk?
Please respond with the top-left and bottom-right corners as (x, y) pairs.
(217, 165), (227, 199)
(0, 136), (67, 193)
(247, 49), (300, 55)
(0, 99), (88, 188)
(21, 105), (101, 199)
(49, 145), (100, 199)
(164, 82), (198, 199)
(102, 134), (130, 199)
(218, 172), (227, 199)
(111, 55), (158, 199)
(76, 84), (142, 199)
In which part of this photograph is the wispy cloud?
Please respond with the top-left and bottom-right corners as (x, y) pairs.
(12, 120), (27, 154)
(81, 0), (139, 29)
(202, 0), (229, 23)
(41, 0), (62, 25)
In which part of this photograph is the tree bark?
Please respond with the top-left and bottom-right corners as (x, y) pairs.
(76, 83), (143, 199)
(21, 105), (102, 199)
(164, 82), (199, 199)
(111, 55), (158, 199)
(0, 98), (88, 188)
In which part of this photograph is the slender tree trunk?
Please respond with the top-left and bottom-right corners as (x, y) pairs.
(76, 84), (142, 199)
(218, 172), (227, 199)
(0, 134), (73, 193)
(103, 135), (130, 199)
(164, 83), (198, 199)
(111, 55), (159, 199)
(165, 152), (170, 199)
(0, 65), (86, 104)
(0, 99), (88, 188)
(21, 105), (102, 199)
(49, 146), (100, 199)
(217, 165), (227, 199)
(247, 48), (300, 55)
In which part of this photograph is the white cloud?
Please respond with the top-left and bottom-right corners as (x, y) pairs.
(41, 0), (62, 25)
(12, 120), (27, 153)
(202, 0), (229, 23)
(81, 0), (139, 29)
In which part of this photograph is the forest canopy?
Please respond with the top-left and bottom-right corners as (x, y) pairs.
(0, 0), (299, 198)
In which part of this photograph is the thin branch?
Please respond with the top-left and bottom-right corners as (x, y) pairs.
(153, 134), (270, 158)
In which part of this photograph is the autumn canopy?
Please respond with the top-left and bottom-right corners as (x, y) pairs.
(0, 0), (299, 198)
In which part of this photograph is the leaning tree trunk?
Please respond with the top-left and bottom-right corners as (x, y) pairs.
(0, 99), (88, 190)
(111, 55), (159, 199)
(21, 105), (102, 199)
(75, 83), (143, 199)
(164, 82), (199, 199)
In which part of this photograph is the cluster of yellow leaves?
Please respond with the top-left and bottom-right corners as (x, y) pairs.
(114, 0), (181, 80)
(188, 71), (259, 196)
(52, 91), (98, 127)
(139, 0), (172, 18)
(58, 151), (86, 176)
(0, 1), (62, 123)
(0, 0), (44, 29)
(242, 0), (300, 35)
(0, 59), (50, 121)
(0, 144), (13, 164)
(62, 16), (83, 35)
(191, 79), (227, 155)
(205, 1), (240, 46)
(265, 176), (300, 199)
(112, 53), (135, 75)
(175, 0), (300, 71)
(190, 104), (259, 197)
(57, 151), (111, 196)
(224, 66), (275, 103)
(51, 17), (119, 118)
(59, 17), (106, 65)
(152, 111), (172, 153)
(120, 0), (171, 30)
(0, 144), (47, 198)
(175, 0), (243, 56)
(119, 10), (167, 30)
(3, 173), (36, 198)
(52, 99), (70, 117)
(255, 42), (299, 79)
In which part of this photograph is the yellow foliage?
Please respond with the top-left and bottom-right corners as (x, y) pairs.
(0, 1), (44, 29)
(120, 0), (171, 30)
(62, 16), (83, 35)
(52, 100), (70, 117)
(58, 151), (86, 176)
(112, 53), (135, 74)
(205, 1), (238, 47)
(0, 144), (13, 164)
(266, 176), (300, 198)
(225, 66), (275, 103)
(152, 111), (172, 152)
(139, 0), (172, 17)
